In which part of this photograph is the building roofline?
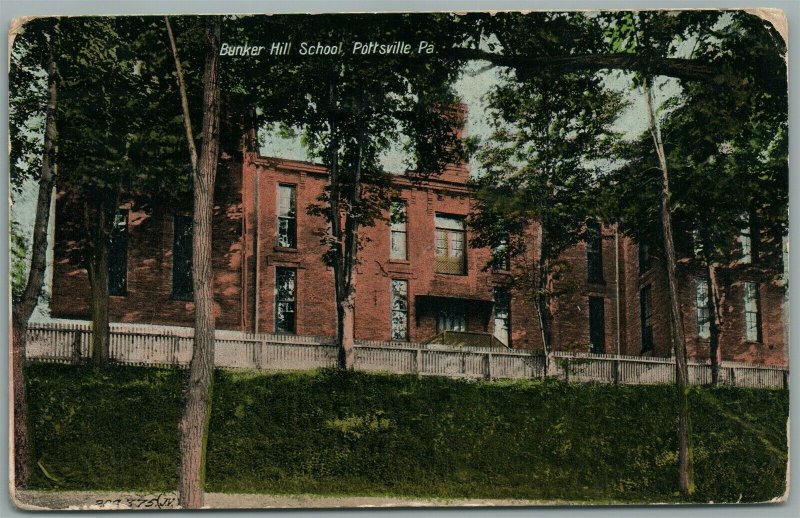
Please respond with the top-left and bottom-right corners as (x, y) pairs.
(248, 153), (474, 195)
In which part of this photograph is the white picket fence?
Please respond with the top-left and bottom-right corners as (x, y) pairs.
(24, 321), (788, 389)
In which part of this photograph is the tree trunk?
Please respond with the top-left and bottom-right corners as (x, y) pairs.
(324, 73), (360, 371)
(11, 318), (32, 489)
(337, 123), (365, 370)
(338, 297), (356, 369)
(707, 262), (723, 386)
(173, 16), (221, 509)
(87, 222), (111, 369)
(644, 82), (694, 496)
(535, 221), (554, 374)
(11, 45), (58, 488)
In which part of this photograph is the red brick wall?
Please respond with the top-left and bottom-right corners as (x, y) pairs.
(616, 238), (787, 366)
(50, 150), (787, 366)
(51, 159), (245, 330)
(239, 152), (539, 346)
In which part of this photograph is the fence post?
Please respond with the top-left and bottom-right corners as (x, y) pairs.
(485, 353), (493, 381)
(258, 340), (267, 370)
(542, 353), (550, 380)
(171, 336), (179, 366)
(783, 369), (789, 390)
(71, 331), (82, 365)
(730, 367), (737, 387)
(414, 348), (422, 374)
(612, 359), (620, 384)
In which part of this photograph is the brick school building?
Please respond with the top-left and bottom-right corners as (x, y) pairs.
(50, 145), (787, 366)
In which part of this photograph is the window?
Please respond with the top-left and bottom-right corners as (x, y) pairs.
(390, 202), (407, 260)
(739, 213), (754, 264)
(390, 279), (408, 340)
(437, 300), (466, 332)
(493, 287), (510, 346)
(743, 282), (761, 342)
(277, 184), (297, 248)
(108, 209), (128, 296)
(589, 297), (605, 354)
(275, 267), (296, 333)
(435, 215), (466, 275)
(640, 285), (653, 352)
(695, 278), (710, 339)
(492, 235), (510, 271)
(692, 228), (703, 259)
(638, 241), (650, 274)
(586, 222), (603, 283)
(172, 215), (193, 300)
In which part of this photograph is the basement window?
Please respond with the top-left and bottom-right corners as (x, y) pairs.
(437, 300), (466, 332)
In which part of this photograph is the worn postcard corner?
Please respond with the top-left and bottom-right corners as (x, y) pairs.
(8, 8), (789, 510)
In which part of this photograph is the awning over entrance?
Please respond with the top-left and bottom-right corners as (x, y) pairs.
(423, 330), (509, 349)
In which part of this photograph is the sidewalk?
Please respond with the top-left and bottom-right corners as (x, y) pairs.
(13, 490), (561, 510)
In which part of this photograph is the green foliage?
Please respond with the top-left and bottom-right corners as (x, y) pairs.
(26, 364), (787, 503)
(599, 11), (788, 265)
(10, 220), (29, 302)
(9, 18), (56, 193)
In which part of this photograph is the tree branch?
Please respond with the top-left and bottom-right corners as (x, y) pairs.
(165, 16), (199, 173)
(445, 47), (732, 85)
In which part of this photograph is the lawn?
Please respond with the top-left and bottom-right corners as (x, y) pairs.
(25, 363), (789, 503)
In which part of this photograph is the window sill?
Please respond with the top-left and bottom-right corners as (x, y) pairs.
(434, 271), (468, 277)
(389, 259), (410, 264)
(273, 246), (299, 253)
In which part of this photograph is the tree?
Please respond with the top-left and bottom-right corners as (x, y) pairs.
(463, 10), (786, 496)
(165, 15), (221, 508)
(261, 14), (464, 369)
(468, 51), (624, 366)
(9, 17), (59, 488)
(599, 10), (787, 494)
(54, 17), (191, 369)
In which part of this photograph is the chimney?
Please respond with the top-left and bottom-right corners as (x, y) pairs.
(406, 102), (469, 185)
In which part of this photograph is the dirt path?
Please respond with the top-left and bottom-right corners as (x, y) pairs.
(13, 490), (564, 510)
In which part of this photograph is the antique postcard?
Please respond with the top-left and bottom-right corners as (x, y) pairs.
(8, 8), (789, 510)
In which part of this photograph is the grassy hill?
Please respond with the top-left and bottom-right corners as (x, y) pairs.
(25, 363), (788, 503)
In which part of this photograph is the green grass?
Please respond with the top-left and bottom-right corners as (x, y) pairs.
(25, 363), (788, 503)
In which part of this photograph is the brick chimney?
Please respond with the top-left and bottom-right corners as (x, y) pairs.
(407, 102), (469, 185)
